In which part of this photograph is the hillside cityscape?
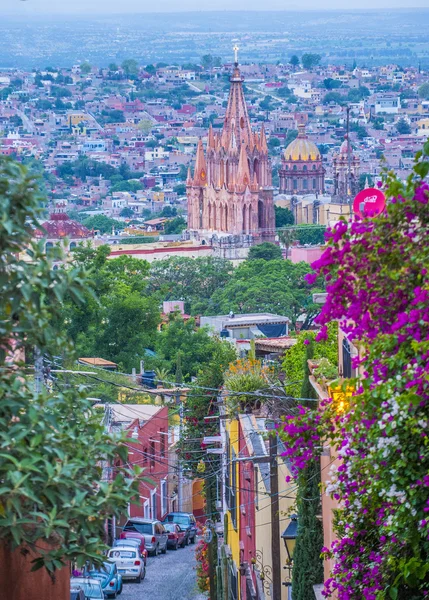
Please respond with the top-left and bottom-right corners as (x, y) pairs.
(1, 7), (429, 600)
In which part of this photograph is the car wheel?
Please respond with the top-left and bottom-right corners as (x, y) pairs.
(181, 539), (186, 548)
(191, 535), (196, 544)
(142, 566), (146, 581)
(112, 591), (118, 598)
(155, 544), (160, 556)
(162, 543), (167, 554)
(173, 541), (178, 550)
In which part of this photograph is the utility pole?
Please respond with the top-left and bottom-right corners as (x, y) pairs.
(270, 432), (282, 600)
(206, 480), (217, 600)
(177, 390), (183, 512)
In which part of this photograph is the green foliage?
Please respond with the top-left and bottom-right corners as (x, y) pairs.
(148, 256), (233, 315)
(155, 314), (228, 380)
(290, 55), (300, 68)
(121, 59), (139, 77)
(301, 53), (322, 70)
(292, 459), (324, 599)
(347, 86), (370, 102)
(100, 109), (125, 124)
(282, 322), (338, 397)
(323, 91), (344, 105)
(286, 129), (299, 145)
(324, 78), (342, 90)
(119, 207), (135, 218)
(210, 259), (323, 329)
(83, 214), (125, 234)
(80, 62), (91, 74)
(275, 206), (295, 227)
(418, 82), (429, 100)
(112, 180), (143, 193)
(64, 247), (160, 372)
(0, 157), (140, 572)
(248, 242), (283, 261)
(396, 118), (412, 135)
(295, 224), (326, 246)
(359, 173), (374, 190)
(173, 183), (186, 196)
(164, 216), (186, 235)
(268, 137), (281, 150)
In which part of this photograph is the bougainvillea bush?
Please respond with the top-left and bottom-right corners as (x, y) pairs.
(195, 538), (210, 592)
(279, 144), (429, 599)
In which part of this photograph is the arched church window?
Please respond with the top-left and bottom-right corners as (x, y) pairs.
(303, 165), (307, 171)
(293, 165), (297, 171)
(312, 164), (316, 170)
(313, 178), (317, 189)
(293, 179), (298, 189)
(303, 179), (308, 189)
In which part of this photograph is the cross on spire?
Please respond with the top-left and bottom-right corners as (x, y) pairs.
(233, 43), (239, 66)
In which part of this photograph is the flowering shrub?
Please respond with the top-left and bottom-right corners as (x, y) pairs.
(279, 145), (429, 599)
(224, 356), (273, 412)
(195, 538), (210, 593)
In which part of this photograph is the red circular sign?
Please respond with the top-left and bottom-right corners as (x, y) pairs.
(353, 188), (386, 218)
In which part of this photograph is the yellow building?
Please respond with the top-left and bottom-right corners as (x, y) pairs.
(67, 112), (88, 127)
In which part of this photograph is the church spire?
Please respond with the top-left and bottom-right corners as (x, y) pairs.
(237, 141), (251, 188)
(260, 124), (268, 154)
(208, 123), (215, 149)
(193, 139), (207, 186)
(186, 166), (192, 185)
(221, 44), (253, 150)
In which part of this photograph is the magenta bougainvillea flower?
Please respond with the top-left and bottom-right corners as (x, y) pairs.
(278, 152), (429, 599)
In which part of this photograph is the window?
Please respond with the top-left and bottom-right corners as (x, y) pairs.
(70, 241), (77, 250)
(124, 521), (152, 534)
(313, 178), (317, 189)
(144, 501), (150, 519)
(303, 179), (308, 189)
(142, 447), (148, 465)
(293, 179), (298, 189)
(151, 489), (157, 520)
(303, 165), (307, 171)
(161, 479), (167, 516)
(293, 165), (297, 171)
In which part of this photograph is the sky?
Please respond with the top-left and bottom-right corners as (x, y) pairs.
(3, 0), (429, 13)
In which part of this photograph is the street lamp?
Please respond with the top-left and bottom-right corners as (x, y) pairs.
(282, 514), (298, 562)
(281, 514), (298, 591)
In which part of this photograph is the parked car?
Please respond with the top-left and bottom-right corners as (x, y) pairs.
(70, 588), (85, 600)
(70, 578), (104, 599)
(87, 561), (123, 598)
(163, 522), (186, 550)
(162, 512), (198, 544)
(120, 518), (168, 557)
(106, 547), (145, 583)
(113, 537), (147, 565)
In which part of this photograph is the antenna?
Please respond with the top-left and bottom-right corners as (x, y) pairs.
(233, 41), (239, 66)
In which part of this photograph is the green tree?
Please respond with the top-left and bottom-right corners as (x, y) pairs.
(275, 206), (295, 227)
(323, 78), (342, 90)
(108, 62), (118, 71)
(145, 64), (156, 76)
(268, 137), (281, 150)
(148, 256), (233, 315)
(290, 55), (300, 69)
(164, 216), (187, 235)
(83, 214), (125, 234)
(0, 157), (140, 573)
(278, 229), (297, 258)
(418, 82), (429, 100)
(302, 53), (322, 70)
(138, 119), (153, 135)
(173, 183), (186, 196)
(323, 91), (344, 105)
(80, 62), (92, 74)
(119, 207), (135, 218)
(248, 242), (283, 261)
(396, 118), (411, 134)
(347, 86), (370, 102)
(285, 129), (299, 145)
(295, 224), (326, 246)
(211, 259), (323, 328)
(122, 59), (139, 78)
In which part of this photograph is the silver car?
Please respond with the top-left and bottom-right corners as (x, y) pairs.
(121, 518), (168, 557)
(70, 577), (104, 599)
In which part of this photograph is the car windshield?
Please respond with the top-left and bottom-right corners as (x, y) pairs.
(71, 581), (103, 599)
(124, 522), (152, 534)
(108, 550), (136, 559)
(165, 515), (189, 526)
(163, 523), (177, 532)
(88, 564), (112, 580)
(116, 539), (139, 547)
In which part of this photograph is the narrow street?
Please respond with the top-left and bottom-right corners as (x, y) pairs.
(119, 541), (208, 600)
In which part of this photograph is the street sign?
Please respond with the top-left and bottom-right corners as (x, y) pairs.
(353, 188), (386, 218)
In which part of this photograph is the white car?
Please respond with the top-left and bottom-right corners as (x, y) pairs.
(70, 577), (104, 599)
(107, 546), (145, 583)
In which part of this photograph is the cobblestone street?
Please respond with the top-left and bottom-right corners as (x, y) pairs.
(119, 541), (208, 600)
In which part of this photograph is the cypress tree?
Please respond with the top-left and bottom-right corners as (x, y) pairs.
(292, 336), (324, 600)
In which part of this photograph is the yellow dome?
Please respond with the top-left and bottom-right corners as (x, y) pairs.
(284, 125), (320, 161)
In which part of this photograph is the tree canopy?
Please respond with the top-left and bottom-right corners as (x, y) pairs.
(248, 242), (283, 261)
(275, 205), (295, 227)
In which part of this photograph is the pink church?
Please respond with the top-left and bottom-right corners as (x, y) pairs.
(186, 56), (275, 245)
